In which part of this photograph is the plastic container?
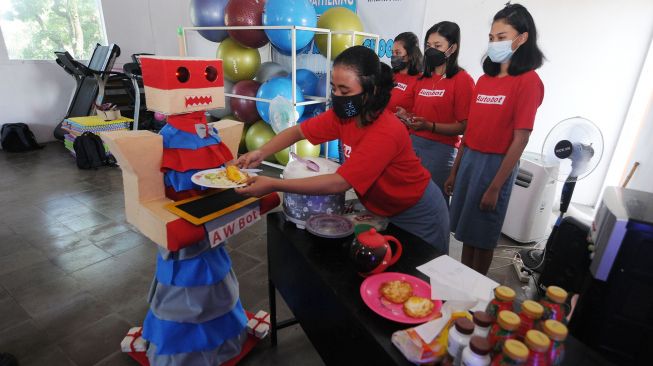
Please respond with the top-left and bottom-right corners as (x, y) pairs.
(472, 311), (493, 338)
(524, 330), (551, 366)
(486, 286), (516, 321)
(542, 320), (567, 366)
(448, 317), (475, 366)
(461, 336), (491, 366)
(539, 286), (567, 323)
(488, 310), (521, 354)
(491, 339), (529, 365)
(517, 301), (544, 340)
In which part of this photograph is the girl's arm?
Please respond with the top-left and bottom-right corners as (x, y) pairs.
(444, 143), (465, 196)
(236, 174), (351, 197)
(409, 117), (467, 136)
(236, 125), (304, 168)
(479, 129), (531, 211)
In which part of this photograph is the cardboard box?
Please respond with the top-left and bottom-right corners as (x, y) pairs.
(210, 119), (244, 158)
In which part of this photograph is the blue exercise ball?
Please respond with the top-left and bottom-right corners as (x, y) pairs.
(321, 139), (340, 160)
(304, 72), (327, 117)
(272, 40), (314, 56)
(190, 0), (229, 42)
(256, 77), (305, 124)
(263, 0), (317, 53)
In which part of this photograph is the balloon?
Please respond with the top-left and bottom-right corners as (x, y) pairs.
(263, 0), (317, 53)
(207, 79), (234, 119)
(224, 0), (268, 48)
(245, 120), (276, 152)
(216, 37), (261, 82)
(315, 7), (364, 60)
(274, 139), (321, 166)
(154, 112), (166, 121)
(256, 77), (305, 123)
(255, 61), (289, 83)
(190, 0), (229, 43)
(230, 80), (261, 123)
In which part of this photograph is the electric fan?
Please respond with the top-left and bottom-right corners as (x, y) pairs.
(520, 116), (604, 272)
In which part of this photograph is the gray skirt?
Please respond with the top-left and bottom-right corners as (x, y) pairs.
(449, 148), (518, 249)
(411, 135), (457, 197)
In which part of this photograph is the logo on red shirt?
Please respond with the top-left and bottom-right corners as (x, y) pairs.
(343, 143), (352, 158)
(476, 94), (506, 105)
(418, 89), (445, 97)
(395, 82), (407, 91)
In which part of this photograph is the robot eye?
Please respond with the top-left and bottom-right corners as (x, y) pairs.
(205, 66), (218, 82)
(176, 66), (190, 83)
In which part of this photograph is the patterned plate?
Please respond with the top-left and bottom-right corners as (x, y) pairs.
(305, 214), (354, 239)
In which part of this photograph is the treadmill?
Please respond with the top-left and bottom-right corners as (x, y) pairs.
(53, 43), (121, 140)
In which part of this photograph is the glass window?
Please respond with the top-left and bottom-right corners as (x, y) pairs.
(0, 0), (107, 60)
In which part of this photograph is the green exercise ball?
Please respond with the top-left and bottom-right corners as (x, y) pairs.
(315, 7), (364, 61)
(245, 120), (275, 152)
(217, 37), (261, 82)
(273, 139), (321, 166)
(220, 114), (239, 121)
(239, 122), (250, 154)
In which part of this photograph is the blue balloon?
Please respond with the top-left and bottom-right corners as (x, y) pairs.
(263, 0), (317, 53)
(189, 0), (229, 43)
(256, 77), (305, 123)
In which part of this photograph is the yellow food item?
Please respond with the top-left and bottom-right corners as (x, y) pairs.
(380, 280), (413, 304)
(403, 296), (435, 318)
(226, 165), (248, 184)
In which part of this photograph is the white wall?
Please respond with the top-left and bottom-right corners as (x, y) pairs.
(422, 0), (653, 205)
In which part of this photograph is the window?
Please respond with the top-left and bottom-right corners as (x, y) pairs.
(0, 0), (106, 60)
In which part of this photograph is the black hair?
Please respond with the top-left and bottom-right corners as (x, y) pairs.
(483, 3), (544, 76)
(333, 46), (394, 126)
(394, 32), (423, 76)
(422, 21), (462, 79)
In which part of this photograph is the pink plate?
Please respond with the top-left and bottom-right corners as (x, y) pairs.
(360, 272), (443, 324)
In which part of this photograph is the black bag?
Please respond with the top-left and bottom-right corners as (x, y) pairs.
(73, 131), (116, 169)
(1, 123), (43, 152)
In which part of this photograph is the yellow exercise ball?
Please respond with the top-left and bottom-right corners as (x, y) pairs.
(274, 139), (321, 166)
(315, 7), (364, 61)
(217, 37), (261, 82)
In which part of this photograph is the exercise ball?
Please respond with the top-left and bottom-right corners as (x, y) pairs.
(230, 80), (261, 123)
(304, 72), (327, 117)
(316, 7), (364, 60)
(263, 0), (317, 53)
(271, 40), (314, 56)
(255, 77), (305, 123)
(220, 114), (239, 121)
(217, 37), (261, 82)
(245, 120), (275, 152)
(224, 0), (268, 48)
(207, 78), (234, 119)
(190, 0), (229, 42)
(239, 122), (251, 153)
(274, 139), (321, 166)
(255, 61), (288, 83)
(321, 139), (340, 159)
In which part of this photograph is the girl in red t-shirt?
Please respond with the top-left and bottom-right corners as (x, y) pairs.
(446, 4), (545, 274)
(396, 22), (475, 200)
(236, 46), (450, 253)
(387, 32), (422, 114)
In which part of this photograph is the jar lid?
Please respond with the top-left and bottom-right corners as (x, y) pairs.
(504, 339), (529, 361)
(521, 300), (544, 319)
(454, 317), (474, 335)
(469, 336), (491, 356)
(546, 286), (568, 304)
(543, 319), (568, 341)
(473, 311), (493, 328)
(525, 329), (551, 352)
(497, 310), (521, 330)
(495, 286), (516, 301)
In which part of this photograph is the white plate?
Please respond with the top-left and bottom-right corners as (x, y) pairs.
(191, 168), (256, 189)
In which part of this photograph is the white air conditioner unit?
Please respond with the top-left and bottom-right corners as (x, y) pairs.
(502, 151), (559, 243)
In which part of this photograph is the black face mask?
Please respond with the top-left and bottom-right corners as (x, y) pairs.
(390, 55), (407, 72)
(331, 92), (364, 119)
(424, 47), (446, 70)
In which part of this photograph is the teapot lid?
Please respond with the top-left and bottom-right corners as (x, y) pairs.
(356, 228), (386, 248)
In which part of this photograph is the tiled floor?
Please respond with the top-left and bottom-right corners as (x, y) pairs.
(0, 143), (533, 365)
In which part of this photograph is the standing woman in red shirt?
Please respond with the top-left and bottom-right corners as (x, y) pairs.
(236, 46), (450, 253)
(446, 3), (545, 274)
(397, 22), (475, 199)
(387, 32), (422, 113)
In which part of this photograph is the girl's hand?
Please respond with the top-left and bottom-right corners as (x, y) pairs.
(235, 176), (277, 197)
(479, 187), (499, 211)
(236, 150), (264, 168)
(407, 117), (430, 131)
(444, 174), (456, 196)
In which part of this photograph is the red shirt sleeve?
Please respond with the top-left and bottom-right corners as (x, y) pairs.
(299, 110), (341, 145)
(453, 71), (475, 122)
(513, 71), (544, 130)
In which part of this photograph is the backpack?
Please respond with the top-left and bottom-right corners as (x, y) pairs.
(73, 131), (117, 169)
(1, 123), (43, 152)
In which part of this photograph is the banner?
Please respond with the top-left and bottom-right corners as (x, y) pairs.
(310, 0), (357, 15)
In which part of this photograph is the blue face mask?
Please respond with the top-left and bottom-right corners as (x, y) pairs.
(487, 36), (520, 64)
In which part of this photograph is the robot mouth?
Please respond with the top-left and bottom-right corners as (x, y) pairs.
(185, 95), (213, 107)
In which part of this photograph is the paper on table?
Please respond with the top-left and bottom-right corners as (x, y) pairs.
(414, 309), (450, 344)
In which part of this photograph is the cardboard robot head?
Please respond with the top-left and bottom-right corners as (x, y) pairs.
(140, 56), (225, 115)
